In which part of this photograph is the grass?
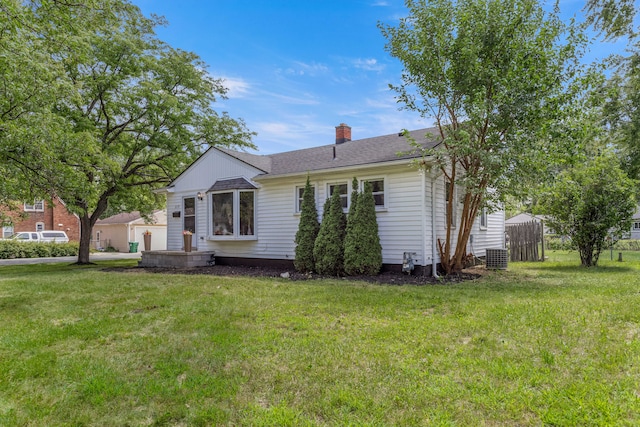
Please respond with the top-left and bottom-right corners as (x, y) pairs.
(1, 254), (639, 425)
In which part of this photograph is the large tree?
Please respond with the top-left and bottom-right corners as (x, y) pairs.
(380, 0), (582, 274)
(0, 0), (254, 263)
(583, 1), (640, 182)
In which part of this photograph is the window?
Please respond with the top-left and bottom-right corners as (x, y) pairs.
(328, 183), (348, 209)
(24, 200), (44, 212)
(295, 184), (315, 213)
(362, 178), (385, 207)
(212, 190), (255, 238)
(634, 222), (640, 230)
(183, 197), (195, 234)
(36, 222), (44, 232)
(445, 179), (457, 228)
(479, 208), (488, 229)
(2, 226), (13, 238)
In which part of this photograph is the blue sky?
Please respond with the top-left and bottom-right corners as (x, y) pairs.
(134, 0), (627, 155)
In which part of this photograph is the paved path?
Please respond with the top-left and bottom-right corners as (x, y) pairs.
(0, 252), (141, 266)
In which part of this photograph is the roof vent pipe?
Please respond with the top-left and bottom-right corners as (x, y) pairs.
(335, 123), (351, 144)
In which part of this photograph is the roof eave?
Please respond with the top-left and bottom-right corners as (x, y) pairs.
(253, 156), (435, 181)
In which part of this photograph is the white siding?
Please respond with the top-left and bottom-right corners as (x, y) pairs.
(166, 148), (264, 251)
(165, 153), (506, 267)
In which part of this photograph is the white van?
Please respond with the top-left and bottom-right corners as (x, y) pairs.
(11, 231), (70, 243)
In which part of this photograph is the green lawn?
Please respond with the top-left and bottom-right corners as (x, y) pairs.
(1, 255), (639, 426)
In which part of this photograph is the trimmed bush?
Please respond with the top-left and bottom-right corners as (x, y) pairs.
(0, 240), (79, 259)
(344, 181), (382, 275)
(314, 189), (346, 276)
(294, 176), (320, 273)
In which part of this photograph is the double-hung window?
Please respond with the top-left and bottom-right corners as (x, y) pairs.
(479, 208), (488, 229)
(361, 178), (385, 208)
(634, 222), (640, 230)
(24, 200), (44, 212)
(328, 182), (348, 209)
(295, 184), (315, 213)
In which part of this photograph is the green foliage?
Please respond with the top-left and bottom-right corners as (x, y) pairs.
(294, 176), (319, 273)
(539, 153), (637, 267)
(0, 0), (255, 263)
(0, 241), (79, 259)
(314, 190), (346, 276)
(584, 0), (637, 40)
(379, 0), (583, 273)
(344, 182), (382, 275)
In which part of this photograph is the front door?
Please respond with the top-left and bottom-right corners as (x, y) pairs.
(183, 197), (196, 235)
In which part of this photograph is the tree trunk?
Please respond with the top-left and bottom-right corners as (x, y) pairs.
(77, 214), (93, 264)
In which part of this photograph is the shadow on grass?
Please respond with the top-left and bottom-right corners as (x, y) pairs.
(521, 263), (636, 274)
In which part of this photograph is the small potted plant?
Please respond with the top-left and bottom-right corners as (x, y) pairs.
(143, 229), (152, 251)
(183, 230), (193, 252)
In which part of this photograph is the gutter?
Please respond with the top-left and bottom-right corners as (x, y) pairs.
(252, 158), (430, 181)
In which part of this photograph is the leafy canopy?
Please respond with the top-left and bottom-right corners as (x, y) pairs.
(0, 0), (254, 263)
(380, 0), (583, 273)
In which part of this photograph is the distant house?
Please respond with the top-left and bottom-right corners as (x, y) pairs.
(155, 123), (505, 274)
(629, 207), (640, 239)
(1, 197), (80, 241)
(505, 213), (551, 234)
(94, 210), (167, 252)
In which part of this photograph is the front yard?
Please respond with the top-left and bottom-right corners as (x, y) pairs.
(1, 254), (639, 425)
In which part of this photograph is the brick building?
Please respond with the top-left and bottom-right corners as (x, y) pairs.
(1, 197), (80, 241)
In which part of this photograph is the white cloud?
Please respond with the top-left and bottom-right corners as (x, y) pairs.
(220, 76), (250, 98)
(353, 58), (386, 72)
(278, 61), (330, 77)
(261, 90), (320, 106)
(371, 1), (389, 6)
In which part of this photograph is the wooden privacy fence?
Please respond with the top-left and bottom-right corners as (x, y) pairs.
(506, 221), (544, 262)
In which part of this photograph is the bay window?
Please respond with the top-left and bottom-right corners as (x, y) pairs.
(211, 190), (255, 238)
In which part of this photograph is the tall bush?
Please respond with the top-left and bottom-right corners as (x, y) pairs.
(314, 190), (346, 275)
(344, 181), (383, 275)
(294, 176), (319, 273)
(540, 153), (637, 267)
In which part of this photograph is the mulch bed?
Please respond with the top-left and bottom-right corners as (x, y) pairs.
(105, 264), (488, 285)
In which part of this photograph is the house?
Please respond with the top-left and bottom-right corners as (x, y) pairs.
(1, 197), (80, 241)
(154, 124), (505, 275)
(505, 213), (551, 234)
(629, 207), (640, 239)
(94, 210), (167, 252)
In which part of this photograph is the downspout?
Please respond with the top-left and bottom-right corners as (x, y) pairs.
(421, 171), (428, 276)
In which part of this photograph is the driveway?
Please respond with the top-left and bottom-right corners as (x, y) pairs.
(0, 252), (141, 266)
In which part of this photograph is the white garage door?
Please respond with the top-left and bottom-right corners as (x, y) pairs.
(133, 226), (167, 251)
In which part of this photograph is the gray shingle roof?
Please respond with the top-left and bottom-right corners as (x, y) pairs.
(218, 126), (440, 178)
(208, 177), (258, 192)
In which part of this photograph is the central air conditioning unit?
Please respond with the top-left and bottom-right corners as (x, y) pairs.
(485, 248), (508, 270)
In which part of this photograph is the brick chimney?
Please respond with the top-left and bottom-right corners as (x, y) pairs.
(335, 123), (351, 144)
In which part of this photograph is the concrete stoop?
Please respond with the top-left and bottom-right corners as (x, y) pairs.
(139, 250), (215, 268)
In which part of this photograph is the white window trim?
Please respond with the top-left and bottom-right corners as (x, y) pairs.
(2, 225), (14, 239)
(24, 200), (45, 212)
(327, 181), (349, 212)
(633, 222), (640, 230)
(209, 190), (257, 240)
(183, 196), (196, 234)
(35, 222), (45, 232)
(359, 176), (387, 210)
(479, 208), (488, 230)
(294, 183), (316, 214)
